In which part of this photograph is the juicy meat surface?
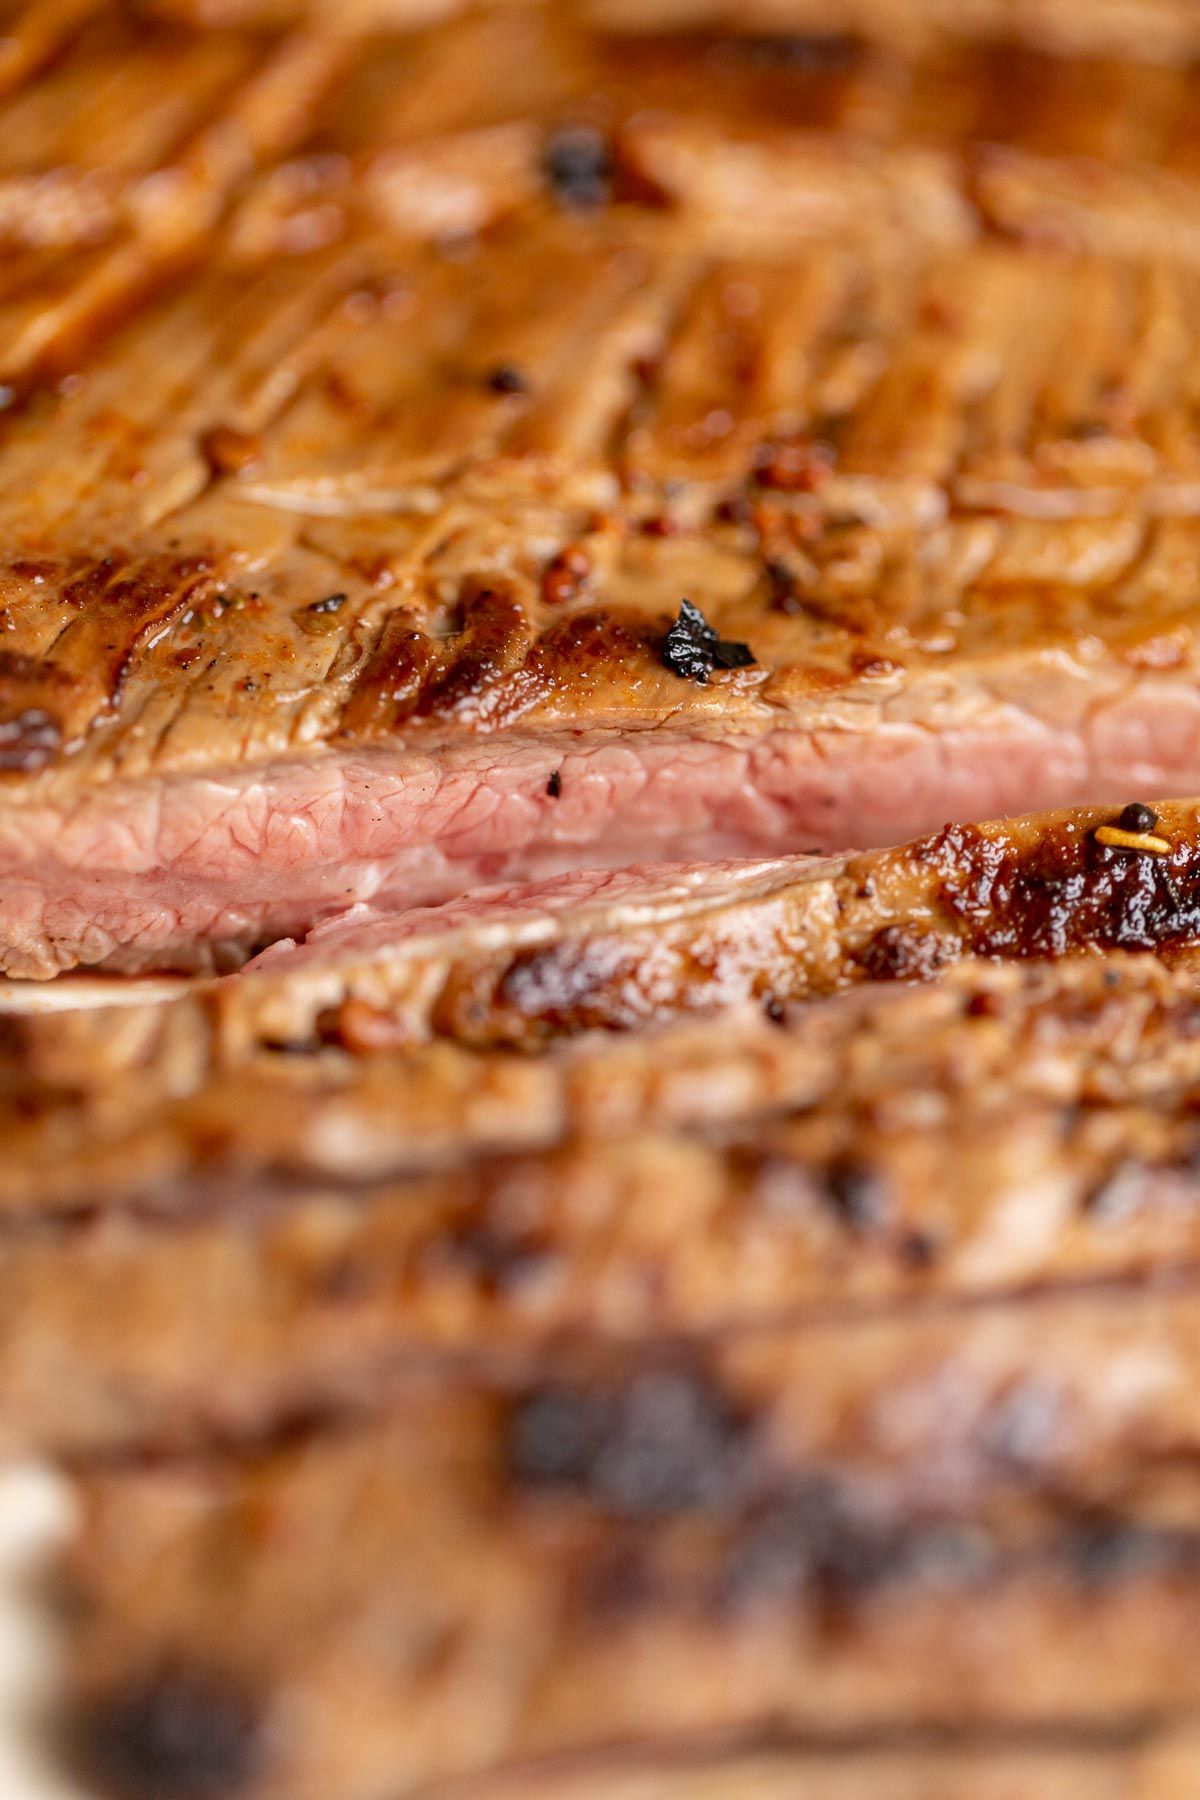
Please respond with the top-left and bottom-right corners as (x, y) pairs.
(12, 10), (1200, 1799)
(6, 8), (1200, 969)
(3, 795), (1200, 1212)
(229, 795), (1200, 1048)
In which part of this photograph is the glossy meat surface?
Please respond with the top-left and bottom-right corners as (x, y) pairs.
(6, 10), (1200, 967)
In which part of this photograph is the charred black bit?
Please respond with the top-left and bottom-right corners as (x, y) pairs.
(926, 820), (1200, 959)
(546, 769), (562, 798)
(543, 125), (613, 210)
(308, 592), (347, 615)
(825, 1158), (889, 1234)
(896, 1227), (938, 1269)
(486, 362), (528, 396)
(508, 1368), (751, 1516)
(1117, 801), (1159, 834)
(662, 598), (756, 685)
(725, 32), (858, 71)
(720, 1476), (993, 1617)
(1065, 1519), (1200, 1588)
(72, 1666), (264, 1800)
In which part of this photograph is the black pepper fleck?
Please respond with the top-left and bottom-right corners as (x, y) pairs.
(1117, 801), (1158, 834)
(825, 1159), (888, 1234)
(662, 598), (756, 685)
(486, 362), (528, 395)
(543, 125), (613, 210)
(546, 769), (562, 798)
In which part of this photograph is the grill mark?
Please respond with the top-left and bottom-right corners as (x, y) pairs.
(414, 580), (535, 725)
(0, 553), (220, 755)
(338, 606), (437, 738)
(922, 817), (1200, 960)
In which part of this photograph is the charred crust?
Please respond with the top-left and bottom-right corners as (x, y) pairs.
(507, 1367), (751, 1516)
(415, 582), (533, 721)
(926, 820), (1200, 958)
(1065, 1519), (1200, 1588)
(340, 609), (436, 735)
(492, 936), (634, 1034)
(719, 1479), (992, 1619)
(519, 609), (656, 708)
(661, 598), (755, 685)
(71, 1665), (264, 1800)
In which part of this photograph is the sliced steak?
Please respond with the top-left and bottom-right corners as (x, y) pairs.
(57, 1382), (1200, 1799)
(584, 0), (1200, 64)
(3, 10), (1200, 972)
(1, 946), (1200, 1452)
(226, 796), (1200, 1049)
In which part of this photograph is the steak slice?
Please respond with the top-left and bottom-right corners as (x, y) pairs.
(584, 0), (1200, 64)
(226, 794), (1200, 1049)
(0, 947), (1200, 1451)
(4, 793), (1200, 1206)
(4, 12), (1200, 972)
(55, 1377), (1200, 1799)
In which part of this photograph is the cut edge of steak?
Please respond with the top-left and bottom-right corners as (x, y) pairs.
(5, 666), (1200, 979)
(216, 792), (1200, 1053)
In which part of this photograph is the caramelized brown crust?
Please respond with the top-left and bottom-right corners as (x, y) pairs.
(4, 11), (1200, 792)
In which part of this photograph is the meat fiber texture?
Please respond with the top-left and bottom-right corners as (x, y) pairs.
(5, 9), (1200, 1800)
(6, 7), (1200, 972)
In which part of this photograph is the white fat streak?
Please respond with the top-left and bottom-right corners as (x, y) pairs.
(0, 1462), (90, 1800)
(0, 977), (189, 1014)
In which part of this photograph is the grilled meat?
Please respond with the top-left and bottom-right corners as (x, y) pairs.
(6, 11), (1200, 1799)
(5, 12), (1200, 970)
(58, 1386), (1200, 1800)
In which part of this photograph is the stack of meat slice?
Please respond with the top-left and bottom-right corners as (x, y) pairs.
(3, 1), (1200, 1796)
(0, 798), (1197, 1795)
